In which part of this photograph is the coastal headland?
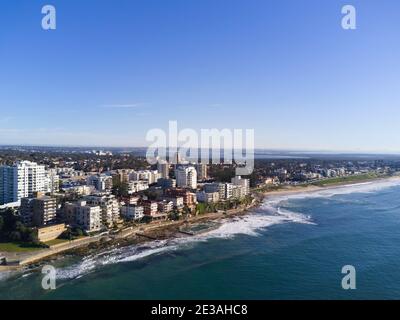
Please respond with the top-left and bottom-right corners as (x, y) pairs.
(1, 174), (400, 273)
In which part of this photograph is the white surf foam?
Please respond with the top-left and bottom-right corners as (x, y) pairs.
(0, 271), (13, 281)
(56, 240), (176, 280)
(263, 178), (400, 207)
(55, 206), (314, 280)
(8, 179), (399, 282)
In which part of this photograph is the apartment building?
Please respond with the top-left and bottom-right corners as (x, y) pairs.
(165, 188), (197, 207)
(141, 200), (159, 216)
(162, 196), (184, 210)
(196, 191), (220, 203)
(45, 169), (60, 194)
(127, 180), (149, 194)
(84, 194), (120, 228)
(175, 166), (197, 189)
(77, 205), (102, 232)
(158, 200), (173, 214)
(195, 164), (208, 181)
(86, 174), (113, 192)
(130, 170), (160, 185)
(63, 200), (102, 232)
(204, 182), (233, 200)
(121, 205), (144, 221)
(0, 161), (46, 205)
(157, 178), (176, 189)
(157, 161), (170, 179)
(231, 176), (250, 196)
(20, 194), (57, 227)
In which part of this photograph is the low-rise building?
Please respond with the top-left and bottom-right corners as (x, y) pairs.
(121, 205), (144, 221)
(204, 183), (232, 200)
(130, 170), (160, 185)
(63, 200), (102, 232)
(141, 200), (159, 216)
(158, 200), (173, 214)
(121, 195), (140, 206)
(163, 196), (184, 210)
(127, 180), (149, 194)
(157, 178), (176, 189)
(83, 194), (120, 228)
(62, 185), (95, 196)
(196, 191), (220, 203)
(76, 205), (102, 232)
(87, 174), (113, 192)
(165, 188), (197, 207)
(36, 223), (67, 242)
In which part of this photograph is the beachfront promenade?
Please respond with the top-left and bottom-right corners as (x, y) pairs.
(0, 197), (260, 271)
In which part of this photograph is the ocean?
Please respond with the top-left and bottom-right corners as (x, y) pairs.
(2, 179), (400, 300)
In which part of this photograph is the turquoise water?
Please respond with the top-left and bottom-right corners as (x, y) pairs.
(2, 180), (400, 299)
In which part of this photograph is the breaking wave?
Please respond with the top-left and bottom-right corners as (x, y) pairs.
(0, 271), (13, 281)
(11, 178), (400, 282)
(56, 204), (313, 280)
(263, 178), (400, 208)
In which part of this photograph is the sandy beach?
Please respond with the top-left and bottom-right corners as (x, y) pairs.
(261, 175), (400, 199)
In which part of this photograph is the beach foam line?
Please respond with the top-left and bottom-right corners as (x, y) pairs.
(7, 178), (399, 282)
(0, 271), (13, 281)
(55, 208), (314, 280)
(263, 178), (400, 207)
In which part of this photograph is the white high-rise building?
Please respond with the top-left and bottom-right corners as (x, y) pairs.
(45, 169), (60, 194)
(0, 161), (46, 205)
(175, 166), (197, 189)
(196, 164), (208, 181)
(231, 176), (250, 196)
(157, 161), (169, 179)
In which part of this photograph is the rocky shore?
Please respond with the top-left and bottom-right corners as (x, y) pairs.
(0, 194), (263, 271)
(2, 174), (398, 273)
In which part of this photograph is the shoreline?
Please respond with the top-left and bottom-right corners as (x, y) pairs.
(0, 196), (261, 272)
(1, 174), (400, 273)
(260, 174), (400, 199)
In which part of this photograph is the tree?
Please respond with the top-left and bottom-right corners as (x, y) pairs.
(2, 208), (19, 232)
(9, 231), (21, 242)
(25, 230), (39, 244)
(141, 215), (153, 224)
(196, 203), (206, 215)
(60, 229), (73, 240)
(72, 227), (84, 237)
(112, 180), (129, 197)
(168, 212), (180, 221)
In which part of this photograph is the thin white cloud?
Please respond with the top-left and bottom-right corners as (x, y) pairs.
(101, 103), (144, 109)
(0, 116), (14, 123)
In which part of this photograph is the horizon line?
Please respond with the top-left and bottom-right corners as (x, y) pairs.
(1, 144), (400, 155)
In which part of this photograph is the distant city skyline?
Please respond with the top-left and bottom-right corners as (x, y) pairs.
(1, 0), (400, 152)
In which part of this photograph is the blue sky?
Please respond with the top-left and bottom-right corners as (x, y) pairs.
(0, 0), (399, 151)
